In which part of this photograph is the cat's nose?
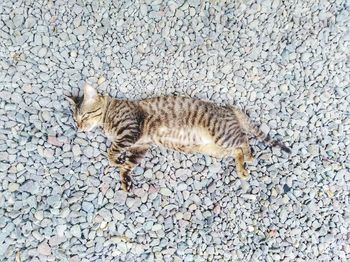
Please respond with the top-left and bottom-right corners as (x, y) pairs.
(77, 123), (82, 129)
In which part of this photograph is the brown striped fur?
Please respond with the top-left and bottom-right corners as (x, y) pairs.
(67, 83), (291, 192)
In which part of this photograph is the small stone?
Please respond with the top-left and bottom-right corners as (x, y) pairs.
(20, 180), (40, 195)
(177, 183), (187, 191)
(42, 148), (54, 158)
(308, 145), (319, 155)
(39, 73), (50, 81)
(11, 93), (22, 103)
(149, 11), (162, 20)
(8, 182), (19, 192)
(160, 187), (172, 197)
(73, 26), (87, 35)
(49, 235), (65, 246)
(280, 209), (288, 223)
(34, 210), (44, 221)
(37, 241), (51, 256)
(120, 58), (131, 69)
(259, 123), (270, 135)
(175, 169), (191, 178)
(188, 203), (197, 211)
(113, 210), (125, 221)
(98, 76), (106, 85)
(152, 224), (162, 231)
(70, 51), (77, 58)
(140, 4), (148, 16)
(82, 202), (94, 213)
(72, 144), (81, 156)
(188, 0), (200, 7)
(249, 91), (257, 101)
(39, 97), (51, 106)
(38, 47), (47, 57)
(84, 146), (94, 158)
(92, 56), (101, 68)
(13, 15), (24, 27)
(143, 221), (153, 231)
(117, 242), (128, 253)
(48, 136), (64, 147)
(42, 111), (51, 122)
(280, 84), (289, 93)
(114, 191), (127, 205)
(100, 182), (110, 195)
(71, 225), (81, 238)
(56, 225), (67, 237)
(175, 212), (184, 220)
(144, 169), (153, 179)
(221, 64), (232, 74)
(22, 84), (33, 93)
(99, 209), (112, 222)
(47, 195), (61, 209)
(301, 52), (312, 62)
(0, 163), (10, 172)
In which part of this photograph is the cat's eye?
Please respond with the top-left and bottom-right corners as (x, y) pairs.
(80, 109), (101, 121)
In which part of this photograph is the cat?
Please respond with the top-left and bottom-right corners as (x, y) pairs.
(67, 83), (291, 192)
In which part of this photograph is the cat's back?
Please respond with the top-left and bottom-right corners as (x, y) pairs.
(138, 96), (230, 124)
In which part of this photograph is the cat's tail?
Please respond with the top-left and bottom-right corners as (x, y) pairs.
(233, 107), (291, 153)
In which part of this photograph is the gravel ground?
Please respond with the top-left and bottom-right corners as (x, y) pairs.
(1, 0), (350, 261)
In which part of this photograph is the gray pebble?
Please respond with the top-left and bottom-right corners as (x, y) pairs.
(0, 163), (10, 172)
(20, 180), (40, 195)
(160, 187), (172, 196)
(39, 73), (50, 82)
(37, 47), (48, 57)
(82, 202), (94, 213)
(8, 182), (19, 192)
(47, 195), (61, 209)
(37, 241), (51, 256)
(13, 15), (24, 27)
(114, 191), (127, 205)
(177, 183), (187, 191)
(72, 144), (81, 156)
(120, 58), (132, 69)
(70, 225), (81, 238)
(73, 26), (87, 35)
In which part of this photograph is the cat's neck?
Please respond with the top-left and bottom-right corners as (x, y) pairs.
(101, 96), (125, 126)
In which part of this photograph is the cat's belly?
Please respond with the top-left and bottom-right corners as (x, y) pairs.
(149, 126), (231, 157)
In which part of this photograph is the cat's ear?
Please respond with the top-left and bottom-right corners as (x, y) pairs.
(83, 83), (98, 101)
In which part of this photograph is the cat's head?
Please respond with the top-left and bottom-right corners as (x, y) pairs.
(66, 83), (106, 131)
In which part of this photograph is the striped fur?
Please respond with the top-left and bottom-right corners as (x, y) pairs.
(67, 84), (291, 191)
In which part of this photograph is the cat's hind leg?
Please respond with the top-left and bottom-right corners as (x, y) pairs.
(241, 139), (254, 163)
(233, 148), (249, 179)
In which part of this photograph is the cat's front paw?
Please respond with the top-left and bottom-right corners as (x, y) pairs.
(117, 152), (126, 164)
(108, 150), (126, 167)
(108, 154), (118, 167)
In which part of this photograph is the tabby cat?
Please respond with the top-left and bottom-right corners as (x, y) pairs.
(67, 83), (291, 192)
